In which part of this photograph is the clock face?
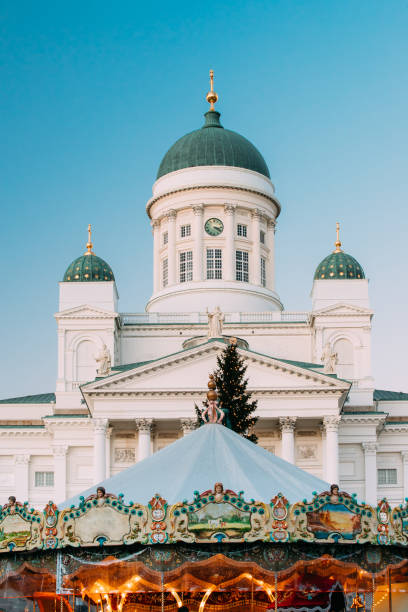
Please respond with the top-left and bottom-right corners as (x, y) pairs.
(205, 218), (224, 236)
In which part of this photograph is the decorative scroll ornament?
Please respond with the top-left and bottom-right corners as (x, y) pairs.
(269, 493), (290, 542)
(149, 494), (168, 544)
(43, 501), (59, 549)
(377, 498), (392, 544)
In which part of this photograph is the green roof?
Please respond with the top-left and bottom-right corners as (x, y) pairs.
(374, 389), (408, 401)
(157, 110), (270, 179)
(0, 392), (55, 404)
(314, 250), (365, 280)
(63, 253), (114, 282)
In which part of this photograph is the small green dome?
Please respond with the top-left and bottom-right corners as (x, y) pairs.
(314, 251), (365, 280)
(63, 253), (115, 282)
(157, 110), (270, 179)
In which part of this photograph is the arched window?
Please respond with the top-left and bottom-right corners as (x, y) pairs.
(76, 340), (96, 383)
(334, 338), (354, 380)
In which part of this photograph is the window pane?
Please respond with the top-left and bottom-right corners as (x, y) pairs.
(179, 250), (193, 283)
(207, 248), (222, 279)
(260, 257), (266, 287)
(163, 231), (168, 245)
(35, 471), (54, 487)
(181, 224), (191, 238)
(260, 230), (265, 244)
(236, 250), (249, 282)
(378, 468), (397, 485)
(237, 224), (247, 237)
(162, 258), (168, 288)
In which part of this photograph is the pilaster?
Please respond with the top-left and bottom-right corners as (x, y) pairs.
(362, 442), (378, 506)
(52, 445), (68, 503)
(166, 210), (177, 285)
(323, 416), (341, 484)
(251, 209), (261, 286)
(93, 418), (108, 484)
(402, 451), (408, 502)
(266, 219), (276, 290)
(224, 204), (235, 281)
(152, 219), (160, 293)
(193, 205), (204, 281)
(14, 454), (30, 503)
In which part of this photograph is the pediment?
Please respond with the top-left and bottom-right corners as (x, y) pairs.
(83, 341), (350, 395)
(312, 303), (373, 317)
(55, 305), (118, 320)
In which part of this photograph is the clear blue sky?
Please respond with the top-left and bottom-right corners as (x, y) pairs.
(1, 0), (407, 397)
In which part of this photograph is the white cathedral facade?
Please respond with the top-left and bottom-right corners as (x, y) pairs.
(1, 81), (408, 511)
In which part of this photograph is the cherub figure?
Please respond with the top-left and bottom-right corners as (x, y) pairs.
(214, 483), (224, 502)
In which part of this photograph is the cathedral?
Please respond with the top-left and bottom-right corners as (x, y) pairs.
(1, 74), (407, 511)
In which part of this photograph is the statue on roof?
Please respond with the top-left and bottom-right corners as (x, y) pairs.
(321, 342), (337, 374)
(95, 343), (111, 376)
(207, 306), (224, 338)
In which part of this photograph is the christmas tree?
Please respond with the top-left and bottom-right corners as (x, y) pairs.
(196, 340), (258, 443)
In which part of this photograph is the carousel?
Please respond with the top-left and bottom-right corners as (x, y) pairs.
(1, 382), (408, 611)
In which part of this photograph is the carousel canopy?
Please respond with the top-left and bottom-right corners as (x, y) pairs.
(60, 424), (328, 509)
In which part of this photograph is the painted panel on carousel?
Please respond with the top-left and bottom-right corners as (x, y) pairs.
(269, 493), (290, 542)
(60, 487), (148, 547)
(376, 498), (392, 545)
(0, 496), (42, 551)
(169, 483), (269, 543)
(290, 485), (375, 544)
(149, 494), (169, 544)
(391, 497), (408, 545)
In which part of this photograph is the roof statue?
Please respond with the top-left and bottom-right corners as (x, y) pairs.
(321, 341), (338, 374)
(206, 305), (224, 338)
(95, 342), (112, 377)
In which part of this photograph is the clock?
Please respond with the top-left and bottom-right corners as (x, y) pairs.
(204, 218), (224, 236)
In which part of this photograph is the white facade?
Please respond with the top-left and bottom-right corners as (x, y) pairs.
(1, 110), (408, 511)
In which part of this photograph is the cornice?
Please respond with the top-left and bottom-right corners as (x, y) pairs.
(85, 388), (345, 399)
(44, 418), (91, 431)
(384, 423), (408, 433)
(0, 429), (49, 438)
(146, 184), (280, 218)
(342, 414), (386, 426)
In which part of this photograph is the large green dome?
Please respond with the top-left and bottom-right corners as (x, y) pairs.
(157, 110), (270, 179)
(314, 251), (365, 280)
(63, 253), (115, 282)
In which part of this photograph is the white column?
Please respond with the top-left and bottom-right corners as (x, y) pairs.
(152, 219), (160, 293)
(106, 427), (113, 479)
(93, 419), (108, 484)
(362, 442), (378, 506)
(181, 418), (197, 436)
(224, 204), (235, 281)
(167, 210), (177, 285)
(136, 419), (154, 461)
(251, 209), (261, 286)
(402, 452), (408, 502)
(266, 219), (276, 290)
(52, 445), (68, 503)
(14, 454), (30, 503)
(323, 416), (340, 484)
(193, 205), (204, 281)
(279, 417), (296, 464)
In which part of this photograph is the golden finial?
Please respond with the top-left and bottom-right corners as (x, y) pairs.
(333, 221), (342, 253)
(206, 69), (218, 111)
(84, 224), (94, 255)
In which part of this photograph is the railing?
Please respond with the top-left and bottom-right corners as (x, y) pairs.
(121, 311), (309, 325)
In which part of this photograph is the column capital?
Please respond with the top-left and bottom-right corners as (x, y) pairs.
(15, 454), (30, 465)
(250, 208), (262, 220)
(279, 416), (297, 433)
(135, 418), (154, 433)
(193, 205), (204, 215)
(52, 445), (68, 457)
(166, 209), (177, 221)
(106, 426), (113, 439)
(224, 204), (236, 215)
(401, 450), (408, 462)
(180, 418), (197, 434)
(362, 441), (378, 454)
(323, 415), (341, 432)
(151, 218), (160, 229)
(93, 418), (108, 434)
(267, 218), (276, 230)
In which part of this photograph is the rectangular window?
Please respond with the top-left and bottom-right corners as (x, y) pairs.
(237, 224), (247, 237)
(236, 250), (249, 282)
(378, 468), (397, 485)
(260, 230), (265, 244)
(162, 258), (168, 288)
(180, 224), (191, 238)
(163, 231), (168, 245)
(35, 471), (54, 487)
(260, 257), (266, 287)
(179, 250), (193, 283)
(207, 248), (222, 279)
